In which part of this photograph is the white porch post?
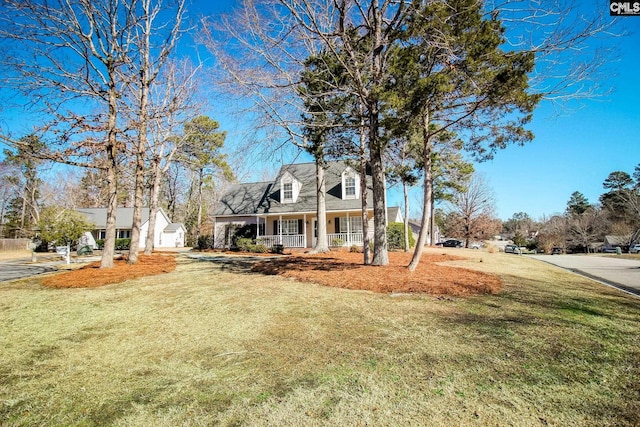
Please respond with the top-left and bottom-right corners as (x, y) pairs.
(346, 212), (350, 246)
(278, 215), (282, 245)
(303, 214), (307, 248)
(256, 215), (260, 239)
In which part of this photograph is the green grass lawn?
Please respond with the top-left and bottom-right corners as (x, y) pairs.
(1, 249), (639, 426)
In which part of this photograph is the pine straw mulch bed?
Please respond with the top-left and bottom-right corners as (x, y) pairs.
(38, 250), (502, 296)
(40, 254), (177, 289)
(251, 251), (503, 296)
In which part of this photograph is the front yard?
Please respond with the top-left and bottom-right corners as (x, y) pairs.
(1, 248), (639, 426)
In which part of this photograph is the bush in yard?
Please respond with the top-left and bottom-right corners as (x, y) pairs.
(235, 238), (254, 252)
(249, 244), (268, 253)
(37, 207), (95, 250)
(271, 244), (285, 254)
(387, 222), (415, 250)
(197, 234), (215, 250)
(34, 239), (50, 252)
(231, 224), (258, 248)
(115, 239), (131, 250)
(331, 238), (344, 247)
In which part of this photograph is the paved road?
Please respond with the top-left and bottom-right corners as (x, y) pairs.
(0, 262), (58, 282)
(530, 254), (640, 296)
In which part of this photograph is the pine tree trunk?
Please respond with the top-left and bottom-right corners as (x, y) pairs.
(359, 103), (370, 265)
(409, 111), (433, 271)
(196, 168), (204, 245)
(403, 181), (410, 252)
(311, 161), (329, 253)
(370, 144), (389, 266)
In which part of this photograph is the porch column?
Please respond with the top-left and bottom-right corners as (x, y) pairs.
(303, 214), (307, 248)
(278, 215), (282, 245)
(346, 212), (350, 246)
(256, 215), (260, 239)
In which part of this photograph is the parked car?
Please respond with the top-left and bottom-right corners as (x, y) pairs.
(602, 247), (620, 254)
(551, 247), (563, 255)
(629, 244), (640, 254)
(442, 239), (463, 248)
(504, 244), (517, 254)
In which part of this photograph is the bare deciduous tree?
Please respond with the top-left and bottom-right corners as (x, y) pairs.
(447, 174), (497, 248)
(123, 0), (188, 264)
(0, 0), (142, 268)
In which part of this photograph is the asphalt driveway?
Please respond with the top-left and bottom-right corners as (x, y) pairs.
(0, 262), (58, 282)
(530, 254), (640, 296)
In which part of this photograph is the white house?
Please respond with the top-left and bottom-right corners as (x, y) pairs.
(76, 207), (186, 249)
(212, 161), (402, 249)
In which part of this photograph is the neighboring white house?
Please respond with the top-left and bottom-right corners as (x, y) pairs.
(408, 219), (441, 245)
(76, 207), (186, 249)
(212, 160), (402, 249)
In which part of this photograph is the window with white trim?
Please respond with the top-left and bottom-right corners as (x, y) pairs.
(283, 182), (293, 202)
(345, 176), (356, 197)
(117, 229), (131, 239)
(339, 216), (363, 233)
(341, 167), (359, 200)
(280, 219), (299, 235)
(280, 171), (301, 203)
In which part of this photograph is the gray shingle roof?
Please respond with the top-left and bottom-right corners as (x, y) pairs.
(76, 207), (171, 229)
(77, 208), (151, 228)
(213, 161), (374, 216)
(164, 223), (185, 233)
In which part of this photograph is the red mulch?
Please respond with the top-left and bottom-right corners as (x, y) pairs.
(40, 254), (177, 289)
(38, 250), (502, 296)
(251, 250), (502, 296)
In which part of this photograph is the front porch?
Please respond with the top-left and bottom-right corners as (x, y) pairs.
(219, 211), (371, 249)
(255, 232), (365, 249)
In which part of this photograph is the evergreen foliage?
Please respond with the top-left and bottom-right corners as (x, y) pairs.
(387, 222), (416, 250)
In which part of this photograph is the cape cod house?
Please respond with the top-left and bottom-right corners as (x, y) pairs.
(212, 161), (401, 249)
(76, 207), (186, 249)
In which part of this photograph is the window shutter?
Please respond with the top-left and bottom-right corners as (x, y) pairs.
(335, 217), (340, 234)
(273, 220), (278, 234)
(298, 219), (303, 235)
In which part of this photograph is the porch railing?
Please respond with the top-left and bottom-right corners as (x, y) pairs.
(256, 234), (305, 248)
(327, 232), (364, 247)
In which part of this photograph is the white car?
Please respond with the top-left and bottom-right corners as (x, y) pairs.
(630, 244), (640, 254)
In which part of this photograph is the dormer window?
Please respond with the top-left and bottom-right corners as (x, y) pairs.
(341, 167), (359, 200)
(280, 171), (301, 203)
(283, 182), (293, 202)
(345, 176), (356, 197)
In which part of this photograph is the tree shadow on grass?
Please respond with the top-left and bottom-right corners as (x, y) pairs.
(251, 255), (363, 275)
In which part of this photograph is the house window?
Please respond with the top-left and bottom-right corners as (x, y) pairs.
(98, 230), (106, 240)
(275, 219), (300, 235)
(281, 219), (299, 235)
(341, 167), (359, 200)
(283, 182), (293, 202)
(117, 230), (131, 239)
(339, 216), (363, 233)
(345, 176), (356, 197)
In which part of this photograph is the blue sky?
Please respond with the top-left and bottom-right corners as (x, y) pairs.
(469, 19), (640, 220)
(193, 1), (640, 221)
(2, 1), (638, 222)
